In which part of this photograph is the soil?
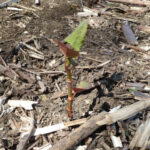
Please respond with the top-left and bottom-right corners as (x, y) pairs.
(0, 0), (150, 149)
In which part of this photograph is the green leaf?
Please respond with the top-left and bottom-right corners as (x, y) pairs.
(129, 87), (137, 93)
(64, 20), (88, 51)
(77, 81), (91, 89)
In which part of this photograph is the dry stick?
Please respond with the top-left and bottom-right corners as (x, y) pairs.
(20, 42), (43, 55)
(138, 25), (150, 34)
(27, 136), (41, 150)
(0, 55), (7, 66)
(12, 3), (37, 11)
(126, 45), (149, 55)
(84, 56), (103, 63)
(76, 60), (110, 69)
(105, 0), (150, 6)
(50, 100), (150, 150)
(101, 11), (138, 23)
(8, 64), (65, 75)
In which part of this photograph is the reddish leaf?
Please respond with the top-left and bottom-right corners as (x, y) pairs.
(72, 87), (87, 94)
(53, 39), (79, 58)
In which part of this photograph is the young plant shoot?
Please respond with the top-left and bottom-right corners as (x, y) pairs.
(53, 20), (88, 117)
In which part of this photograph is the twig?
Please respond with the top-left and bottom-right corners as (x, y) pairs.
(76, 60), (110, 69)
(138, 25), (150, 34)
(12, 3), (37, 11)
(8, 64), (65, 75)
(27, 136), (40, 150)
(7, 7), (23, 11)
(105, 0), (150, 6)
(101, 11), (138, 23)
(65, 118), (87, 127)
(127, 45), (149, 55)
(36, 70), (66, 75)
(84, 56), (103, 63)
(55, 83), (61, 92)
(20, 42), (43, 55)
(0, 55), (7, 66)
(28, 51), (44, 60)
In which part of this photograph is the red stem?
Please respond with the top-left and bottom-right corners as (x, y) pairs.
(65, 58), (73, 117)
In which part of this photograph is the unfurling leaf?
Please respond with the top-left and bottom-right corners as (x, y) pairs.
(53, 39), (79, 58)
(64, 20), (88, 51)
